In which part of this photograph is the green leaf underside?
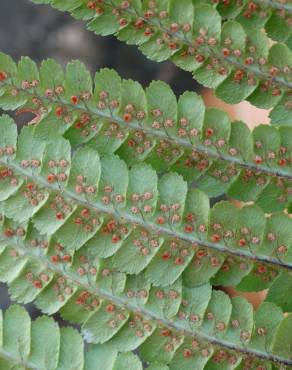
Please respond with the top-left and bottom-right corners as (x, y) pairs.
(0, 115), (292, 290)
(0, 0), (292, 367)
(0, 304), (145, 370)
(26, 0), (292, 120)
(0, 239), (291, 369)
(0, 53), (292, 212)
(0, 116), (291, 367)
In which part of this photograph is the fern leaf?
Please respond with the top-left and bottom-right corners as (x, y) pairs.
(0, 53), (292, 212)
(0, 304), (144, 370)
(27, 0), (292, 118)
(0, 115), (292, 301)
(0, 240), (291, 368)
(29, 0), (292, 43)
(1, 0), (292, 367)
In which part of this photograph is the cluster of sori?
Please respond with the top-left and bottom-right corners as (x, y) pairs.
(0, 0), (291, 369)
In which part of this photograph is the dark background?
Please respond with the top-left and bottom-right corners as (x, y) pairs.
(0, 0), (201, 316)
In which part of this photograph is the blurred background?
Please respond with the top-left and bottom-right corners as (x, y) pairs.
(0, 0), (269, 315)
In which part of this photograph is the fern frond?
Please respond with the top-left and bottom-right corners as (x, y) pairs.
(1, 0), (292, 367)
(30, 0), (292, 43)
(0, 54), (292, 369)
(0, 304), (144, 370)
(0, 114), (291, 299)
(0, 235), (292, 368)
(27, 0), (292, 122)
(0, 53), (292, 212)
